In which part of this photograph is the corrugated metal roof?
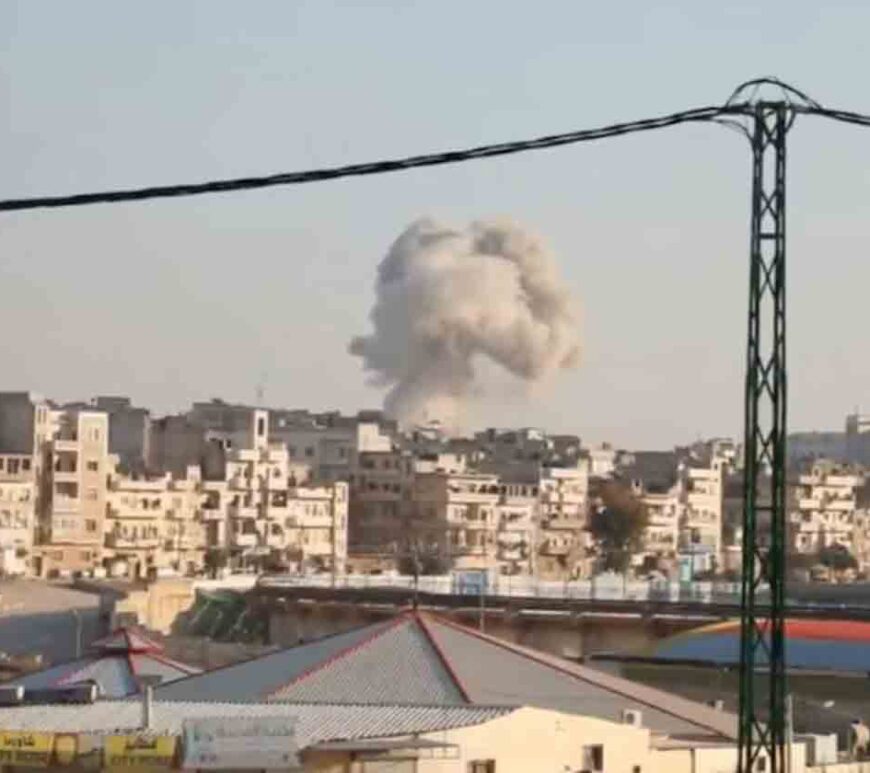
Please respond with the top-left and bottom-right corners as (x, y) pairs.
(423, 616), (737, 739)
(156, 620), (396, 702)
(8, 627), (198, 699)
(0, 700), (513, 749)
(269, 617), (464, 704)
(154, 611), (737, 739)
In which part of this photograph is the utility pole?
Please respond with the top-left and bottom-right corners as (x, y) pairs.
(737, 98), (789, 773)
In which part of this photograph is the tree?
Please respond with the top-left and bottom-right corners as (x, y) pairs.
(397, 548), (452, 576)
(589, 481), (650, 573)
(818, 543), (858, 572)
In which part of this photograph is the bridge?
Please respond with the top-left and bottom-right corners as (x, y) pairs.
(246, 575), (870, 658)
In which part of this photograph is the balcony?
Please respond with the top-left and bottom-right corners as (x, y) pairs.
(539, 540), (570, 556)
(229, 505), (259, 520)
(541, 517), (585, 530)
(497, 531), (527, 546)
(232, 533), (258, 548)
(52, 496), (80, 513)
(106, 533), (160, 549)
(106, 506), (160, 521)
(53, 439), (79, 452)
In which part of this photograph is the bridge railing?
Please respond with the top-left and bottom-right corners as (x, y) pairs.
(255, 573), (752, 604)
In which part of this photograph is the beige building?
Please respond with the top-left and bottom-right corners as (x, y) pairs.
(104, 466), (207, 579)
(536, 464), (590, 580)
(37, 409), (112, 577)
(679, 458), (726, 565)
(411, 470), (500, 573)
(637, 486), (681, 570)
(790, 461), (868, 568)
(0, 453), (37, 575)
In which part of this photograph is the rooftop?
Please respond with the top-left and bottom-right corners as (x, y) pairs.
(8, 628), (199, 698)
(155, 610), (737, 739)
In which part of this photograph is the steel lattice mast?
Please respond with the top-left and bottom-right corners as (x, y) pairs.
(737, 100), (790, 773)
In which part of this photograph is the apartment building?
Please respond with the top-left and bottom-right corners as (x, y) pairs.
(411, 470), (502, 572)
(104, 467), (207, 579)
(347, 449), (410, 549)
(0, 453), (36, 575)
(680, 458), (726, 566)
(789, 461), (867, 562)
(191, 409), (349, 574)
(37, 409), (112, 577)
(536, 464), (590, 580)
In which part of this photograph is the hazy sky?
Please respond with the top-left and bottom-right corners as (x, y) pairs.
(2, 2), (870, 449)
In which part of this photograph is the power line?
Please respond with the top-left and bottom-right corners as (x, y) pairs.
(0, 104), (744, 213)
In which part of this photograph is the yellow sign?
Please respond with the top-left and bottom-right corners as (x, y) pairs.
(104, 734), (177, 771)
(0, 731), (54, 767)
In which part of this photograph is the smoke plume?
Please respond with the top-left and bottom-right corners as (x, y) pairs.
(349, 218), (581, 432)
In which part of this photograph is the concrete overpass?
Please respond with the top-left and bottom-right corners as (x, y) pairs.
(248, 578), (870, 659)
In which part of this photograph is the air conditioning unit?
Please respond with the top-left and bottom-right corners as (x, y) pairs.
(621, 709), (642, 727)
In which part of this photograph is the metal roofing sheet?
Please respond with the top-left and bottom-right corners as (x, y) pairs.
(423, 617), (737, 739)
(11, 657), (136, 698)
(129, 654), (199, 684)
(0, 700), (514, 749)
(155, 620), (395, 702)
(269, 617), (464, 704)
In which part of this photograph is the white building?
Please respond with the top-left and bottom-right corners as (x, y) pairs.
(790, 461), (867, 565)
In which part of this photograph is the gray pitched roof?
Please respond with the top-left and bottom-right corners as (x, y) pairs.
(9, 628), (198, 698)
(155, 611), (737, 739)
(0, 700), (513, 749)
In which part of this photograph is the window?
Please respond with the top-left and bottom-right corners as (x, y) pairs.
(21, 459), (31, 472)
(86, 460), (99, 472)
(7, 459), (19, 474)
(257, 417), (265, 437)
(468, 762), (495, 773)
(305, 446), (314, 458)
(85, 519), (97, 532)
(581, 744), (604, 773)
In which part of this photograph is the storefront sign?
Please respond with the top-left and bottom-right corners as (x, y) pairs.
(0, 731), (54, 767)
(104, 734), (177, 770)
(182, 717), (299, 770)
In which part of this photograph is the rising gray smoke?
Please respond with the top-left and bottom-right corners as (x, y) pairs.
(349, 218), (581, 432)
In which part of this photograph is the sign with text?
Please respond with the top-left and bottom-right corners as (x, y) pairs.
(0, 731), (54, 767)
(182, 717), (299, 770)
(104, 734), (177, 771)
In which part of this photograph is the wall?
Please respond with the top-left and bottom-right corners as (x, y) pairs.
(263, 600), (695, 658)
(420, 707), (652, 773)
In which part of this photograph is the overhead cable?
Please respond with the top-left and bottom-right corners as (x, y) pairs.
(0, 105), (742, 213)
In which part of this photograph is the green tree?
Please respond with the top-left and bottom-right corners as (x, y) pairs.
(589, 481), (650, 573)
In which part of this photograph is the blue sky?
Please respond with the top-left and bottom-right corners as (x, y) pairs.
(2, 1), (870, 447)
